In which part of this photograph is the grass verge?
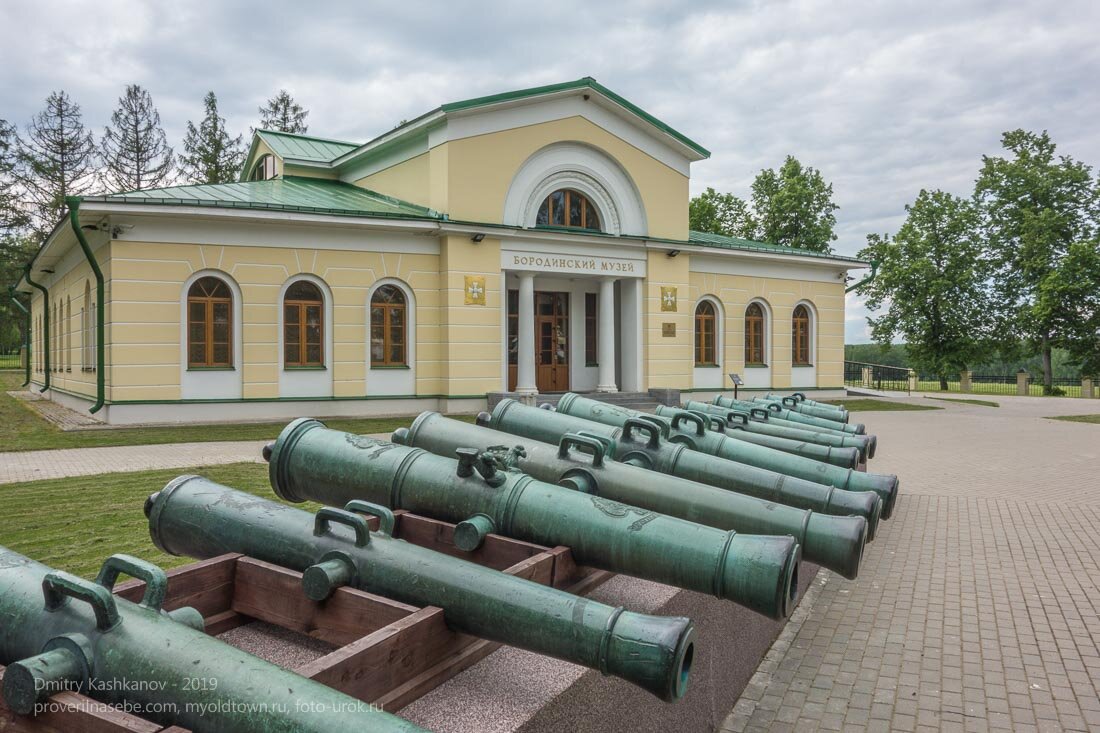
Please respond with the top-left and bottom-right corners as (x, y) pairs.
(0, 372), (472, 452)
(822, 398), (942, 412)
(926, 397), (1000, 408)
(1047, 414), (1100, 425)
(0, 462), (316, 578)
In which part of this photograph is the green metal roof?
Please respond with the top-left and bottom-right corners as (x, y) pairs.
(254, 130), (359, 163)
(441, 77), (710, 158)
(87, 176), (439, 219)
(688, 230), (865, 263)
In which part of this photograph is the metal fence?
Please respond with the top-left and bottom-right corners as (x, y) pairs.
(844, 361), (911, 394)
(0, 352), (21, 370)
(914, 374), (1091, 397)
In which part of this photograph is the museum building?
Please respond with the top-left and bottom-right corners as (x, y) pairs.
(15, 78), (866, 424)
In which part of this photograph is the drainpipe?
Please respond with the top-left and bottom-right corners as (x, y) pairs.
(845, 260), (879, 293)
(23, 264), (49, 392)
(8, 286), (30, 387)
(67, 197), (105, 414)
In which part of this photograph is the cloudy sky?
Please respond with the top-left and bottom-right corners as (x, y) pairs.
(3, 0), (1098, 342)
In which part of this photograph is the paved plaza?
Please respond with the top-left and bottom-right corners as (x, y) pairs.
(722, 395), (1100, 733)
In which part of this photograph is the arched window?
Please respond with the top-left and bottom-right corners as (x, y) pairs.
(82, 281), (93, 371)
(792, 304), (811, 365)
(371, 285), (407, 367)
(284, 280), (324, 367)
(249, 154), (277, 181)
(695, 301), (717, 366)
(745, 303), (766, 365)
(535, 189), (602, 231)
(187, 277), (233, 368)
(65, 296), (72, 372)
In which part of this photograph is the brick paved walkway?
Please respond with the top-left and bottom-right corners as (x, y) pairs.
(0, 441), (270, 484)
(722, 395), (1100, 733)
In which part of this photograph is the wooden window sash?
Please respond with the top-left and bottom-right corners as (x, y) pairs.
(284, 298), (324, 367)
(188, 295), (233, 367)
(371, 302), (407, 367)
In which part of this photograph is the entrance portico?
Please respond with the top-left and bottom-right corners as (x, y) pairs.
(502, 245), (645, 399)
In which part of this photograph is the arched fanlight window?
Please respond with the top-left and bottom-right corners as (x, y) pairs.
(792, 304), (811, 365)
(535, 189), (602, 231)
(695, 300), (717, 366)
(284, 281), (324, 367)
(745, 303), (766, 365)
(371, 285), (407, 367)
(187, 277), (233, 368)
(249, 154), (277, 181)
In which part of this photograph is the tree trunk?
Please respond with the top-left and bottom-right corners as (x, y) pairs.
(939, 375), (949, 391)
(1041, 336), (1053, 394)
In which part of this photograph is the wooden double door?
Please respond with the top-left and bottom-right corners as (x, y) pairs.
(508, 290), (570, 392)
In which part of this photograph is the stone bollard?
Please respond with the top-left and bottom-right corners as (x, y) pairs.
(1016, 370), (1029, 397)
(908, 370), (918, 392)
(1083, 377), (1094, 399)
(960, 370), (972, 393)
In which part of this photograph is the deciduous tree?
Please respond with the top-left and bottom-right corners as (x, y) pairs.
(857, 189), (990, 390)
(975, 129), (1100, 392)
(180, 92), (245, 184)
(688, 187), (753, 236)
(101, 85), (174, 192)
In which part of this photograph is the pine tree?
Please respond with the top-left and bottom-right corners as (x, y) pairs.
(101, 84), (174, 192)
(258, 90), (309, 134)
(15, 91), (97, 237)
(0, 119), (28, 235)
(179, 92), (245, 184)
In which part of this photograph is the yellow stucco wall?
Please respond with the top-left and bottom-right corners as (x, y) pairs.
(421, 117), (688, 239)
(687, 271), (845, 388)
(353, 152), (432, 210)
(107, 240), (443, 401)
(436, 235), (503, 396)
(645, 251), (693, 388)
(28, 247), (110, 400)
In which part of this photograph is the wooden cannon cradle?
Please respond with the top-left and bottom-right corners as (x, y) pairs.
(0, 510), (611, 732)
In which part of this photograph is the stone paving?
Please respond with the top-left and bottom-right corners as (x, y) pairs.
(0, 441), (270, 484)
(722, 395), (1100, 733)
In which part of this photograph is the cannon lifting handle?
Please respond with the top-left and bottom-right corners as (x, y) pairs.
(314, 507), (370, 547)
(558, 433), (606, 466)
(622, 417), (661, 448)
(95, 554), (168, 612)
(345, 500), (396, 536)
(43, 571), (121, 632)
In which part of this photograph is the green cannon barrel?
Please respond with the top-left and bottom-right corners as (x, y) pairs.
(751, 396), (864, 433)
(653, 405), (861, 468)
(265, 418), (800, 620)
(0, 546), (426, 732)
(768, 392), (841, 410)
(715, 395), (867, 437)
(681, 400), (873, 461)
(146, 477), (696, 701)
(752, 395), (850, 424)
(556, 393), (898, 519)
(394, 412), (867, 579)
(483, 399), (881, 538)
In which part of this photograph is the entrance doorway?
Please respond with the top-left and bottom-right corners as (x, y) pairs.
(508, 290), (570, 392)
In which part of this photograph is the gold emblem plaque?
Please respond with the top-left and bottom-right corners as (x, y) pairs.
(464, 275), (486, 305)
(662, 322), (676, 337)
(660, 286), (678, 312)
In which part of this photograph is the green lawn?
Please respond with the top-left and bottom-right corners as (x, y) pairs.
(0, 372), (473, 452)
(1047, 414), (1100, 425)
(0, 463), (308, 579)
(926, 397), (1000, 408)
(823, 398), (942, 412)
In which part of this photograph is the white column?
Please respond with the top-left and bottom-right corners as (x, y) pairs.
(515, 273), (537, 397)
(596, 277), (618, 393)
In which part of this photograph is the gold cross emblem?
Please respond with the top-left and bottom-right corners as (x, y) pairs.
(660, 286), (678, 312)
(465, 275), (487, 305)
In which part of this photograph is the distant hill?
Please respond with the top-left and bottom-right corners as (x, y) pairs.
(844, 343), (1082, 378)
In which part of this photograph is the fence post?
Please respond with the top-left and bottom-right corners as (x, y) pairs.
(862, 367), (873, 388)
(1082, 377), (1094, 399)
(960, 370), (972, 393)
(1016, 370), (1029, 397)
(908, 369), (917, 393)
